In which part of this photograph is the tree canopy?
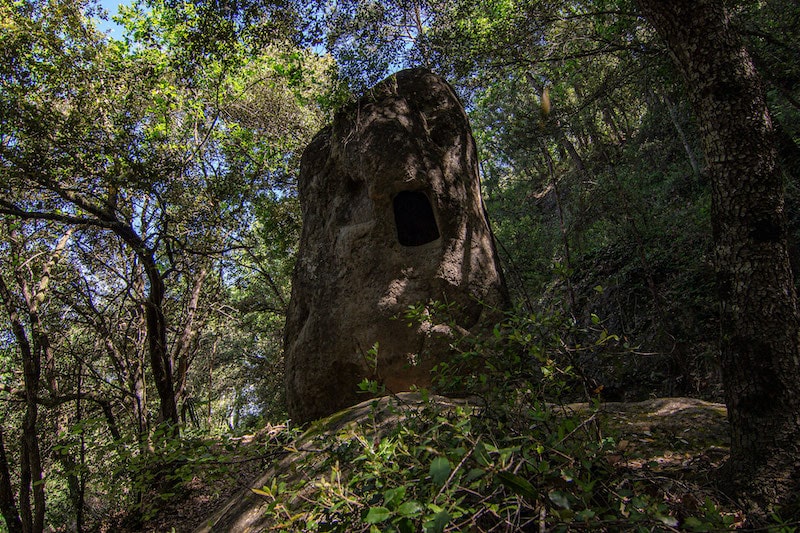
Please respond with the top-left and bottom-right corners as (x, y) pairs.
(1, 0), (799, 530)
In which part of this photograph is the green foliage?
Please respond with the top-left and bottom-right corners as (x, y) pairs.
(0, 0), (333, 528)
(114, 423), (244, 521)
(239, 307), (743, 531)
(399, 300), (623, 404)
(1, 0), (799, 530)
(256, 392), (727, 531)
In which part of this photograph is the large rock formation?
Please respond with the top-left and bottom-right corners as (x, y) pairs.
(284, 68), (508, 423)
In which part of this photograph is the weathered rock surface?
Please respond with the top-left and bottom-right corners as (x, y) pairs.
(284, 68), (509, 423)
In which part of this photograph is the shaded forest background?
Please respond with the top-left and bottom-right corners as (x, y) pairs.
(1, 0), (799, 530)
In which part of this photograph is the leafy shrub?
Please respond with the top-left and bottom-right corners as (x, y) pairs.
(247, 306), (737, 531)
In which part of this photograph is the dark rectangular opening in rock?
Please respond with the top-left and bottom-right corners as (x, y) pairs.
(393, 190), (440, 246)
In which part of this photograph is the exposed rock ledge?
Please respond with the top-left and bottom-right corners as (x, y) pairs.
(194, 394), (728, 533)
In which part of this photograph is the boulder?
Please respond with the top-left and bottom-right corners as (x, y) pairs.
(284, 68), (509, 423)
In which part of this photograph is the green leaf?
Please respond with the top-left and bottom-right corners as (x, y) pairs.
(423, 510), (451, 533)
(429, 457), (452, 486)
(548, 490), (571, 509)
(682, 516), (709, 531)
(474, 440), (491, 466)
(397, 517), (415, 533)
(465, 467), (486, 483)
(497, 471), (537, 500)
(397, 500), (423, 518)
(365, 506), (392, 524)
(657, 513), (679, 527)
(384, 486), (406, 508)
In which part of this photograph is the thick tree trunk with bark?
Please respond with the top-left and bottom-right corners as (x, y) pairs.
(636, 0), (800, 519)
(145, 272), (179, 427)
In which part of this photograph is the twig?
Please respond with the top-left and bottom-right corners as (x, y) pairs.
(556, 412), (598, 447)
(434, 437), (480, 504)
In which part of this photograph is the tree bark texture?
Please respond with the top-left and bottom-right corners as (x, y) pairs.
(145, 272), (179, 427)
(0, 428), (23, 533)
(173, 264), (210, 408)
(636, 0), (800, 518)
(0, 271), (45, 533)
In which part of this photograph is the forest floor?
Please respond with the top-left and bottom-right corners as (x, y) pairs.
(567, 398), (740, 527)
(139, 397), (738, 532)
(134, 424), (292, 533)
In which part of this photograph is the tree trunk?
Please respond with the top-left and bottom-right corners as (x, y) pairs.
(74, 365), (85, 533)
(9, 185), (181, 429)
(636, 0), (800, 519)
(16, 335), (44, 533)
(0, 428), (23, 533)
(144, 270), (179, 427)
(173, 264), (209, 407)
(0, 273), (45, 533)
(114, 216), (179, 428)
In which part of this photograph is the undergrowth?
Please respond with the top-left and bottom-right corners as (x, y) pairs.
(244, 304), (743, 532)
